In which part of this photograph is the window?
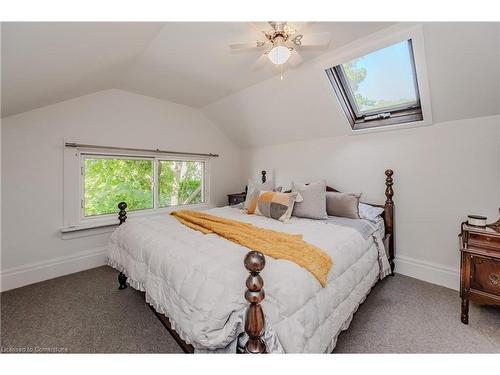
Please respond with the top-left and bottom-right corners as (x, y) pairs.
(77, 153), (207, 222)
(84, 156), (154, 216)
(326, 39), (423, 130)
(158, 160), (205, 207)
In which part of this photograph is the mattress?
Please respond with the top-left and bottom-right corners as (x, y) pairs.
(107, 206), (391, 353)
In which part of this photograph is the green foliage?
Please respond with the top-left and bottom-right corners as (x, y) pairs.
(84, 158), (204, 217)
(343, 59), (366, 92)
(158, 160), (203, 207)
(84, 159), (153, 216)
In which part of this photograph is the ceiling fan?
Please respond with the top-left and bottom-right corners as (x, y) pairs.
(230, 22), (332, 76)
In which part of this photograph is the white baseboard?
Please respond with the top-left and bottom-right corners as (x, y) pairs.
(0, 247), (108, 292)
(395, 255), (460, 291)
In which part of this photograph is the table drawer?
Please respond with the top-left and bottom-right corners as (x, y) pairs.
(470, 255), (500, 296)
(230, 196), (243, 204)
(468, 233), (500, 251)
(228, 194), (246, 205)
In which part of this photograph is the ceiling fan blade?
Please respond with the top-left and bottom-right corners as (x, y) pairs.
(288, 49), (303, 67)
(286, 22), (314, 34)
(249, 22), (273, 35)
(229, 41), (266, 50)
(295, 32), (332, 47)
(252, 53), (269, 71)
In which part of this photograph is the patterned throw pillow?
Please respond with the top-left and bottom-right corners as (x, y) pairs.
(243, 187), (282, 214)
(243, 179), (276, 209)
(248, 191), (303, 223)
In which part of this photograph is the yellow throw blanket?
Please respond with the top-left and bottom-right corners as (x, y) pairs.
(170, 210), (332, 287)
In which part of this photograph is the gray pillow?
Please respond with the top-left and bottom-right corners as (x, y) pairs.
(326, 191), (361, 219)
(243, 179), (275, 209)
(291, 180), (328, 220)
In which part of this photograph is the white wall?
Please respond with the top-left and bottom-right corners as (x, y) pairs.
(1, 89), (246, 290)
(244, 115), (500, 290)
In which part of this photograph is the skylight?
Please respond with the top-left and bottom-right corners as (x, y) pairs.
(326, 39), (423, 130)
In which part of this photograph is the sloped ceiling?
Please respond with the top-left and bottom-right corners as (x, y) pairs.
(1, 21), (393, 117)
(3, 22), (499, 148)
(202, 23), (500, 148)
(1, 22), (165, 117)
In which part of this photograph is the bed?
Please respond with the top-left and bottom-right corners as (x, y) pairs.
(107, 169), (395, 353)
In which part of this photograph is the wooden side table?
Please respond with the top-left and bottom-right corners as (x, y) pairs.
(459, 222), (500, 324)
(227, 193), (246, 206)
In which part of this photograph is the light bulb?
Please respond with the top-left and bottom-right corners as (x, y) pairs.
(267, 45), (291, 65)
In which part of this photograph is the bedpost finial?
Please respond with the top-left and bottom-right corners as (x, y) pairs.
(118, 201), (127, 225)
(243, 251), (267, 354)
(261, 170), (266, 183)
(244, 251), (265, 273)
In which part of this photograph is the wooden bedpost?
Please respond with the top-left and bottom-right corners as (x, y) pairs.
(243, 251), (267, 354)
(384, 170), (395, 273)
(118, 272), (128, 290)
(118, 201), (127, 225)
(117, 202), (128, 290)
(261, 170), (266, 183)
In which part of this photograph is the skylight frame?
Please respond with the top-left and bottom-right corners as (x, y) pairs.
(326, 40), (423, 130)
(318, 24), (433, 133)
(334, 40), (422, 119)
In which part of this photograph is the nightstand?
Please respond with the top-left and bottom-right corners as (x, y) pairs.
(227, 193), (246, 206)
(459, 222), (500, 324)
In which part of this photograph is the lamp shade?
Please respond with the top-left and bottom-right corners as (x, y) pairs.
(267, 45), (291, 65)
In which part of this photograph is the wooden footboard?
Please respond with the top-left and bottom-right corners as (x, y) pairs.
(115, 168), (395, 354)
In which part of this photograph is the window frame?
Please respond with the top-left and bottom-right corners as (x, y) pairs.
(337, 40), (421, 117)
(326, 39), (423, 131)
(156, 157), (206, 209)
(80, 154), (156, 219)
(315, 24), (432, 134)
(63, 146), (210, 232)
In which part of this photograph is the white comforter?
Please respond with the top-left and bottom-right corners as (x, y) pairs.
(107, 206), (391, 353)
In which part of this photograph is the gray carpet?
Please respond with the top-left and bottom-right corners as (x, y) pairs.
(0, 266), (183, 353)
(1, 266), (498, 353)
(334, 274), (500, 353)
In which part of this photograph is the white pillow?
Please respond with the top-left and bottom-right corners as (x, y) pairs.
(243, 179), (275, 209)
(358, 202), (385, 221)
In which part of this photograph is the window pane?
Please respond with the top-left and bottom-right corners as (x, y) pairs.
(84, 158), (153, 217)
(158, 160), (204, 207)
(341, 40), (418, 114)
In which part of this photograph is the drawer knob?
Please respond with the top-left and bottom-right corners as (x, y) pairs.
(489, 273), (499, 286)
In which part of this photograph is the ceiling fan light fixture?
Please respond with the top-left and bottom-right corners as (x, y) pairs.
(267, 44), (291, 65)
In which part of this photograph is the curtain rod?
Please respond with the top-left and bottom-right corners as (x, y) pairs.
(64, 142), (219, 158)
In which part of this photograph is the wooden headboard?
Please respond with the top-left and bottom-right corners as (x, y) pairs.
(261, 169), (395, 272)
